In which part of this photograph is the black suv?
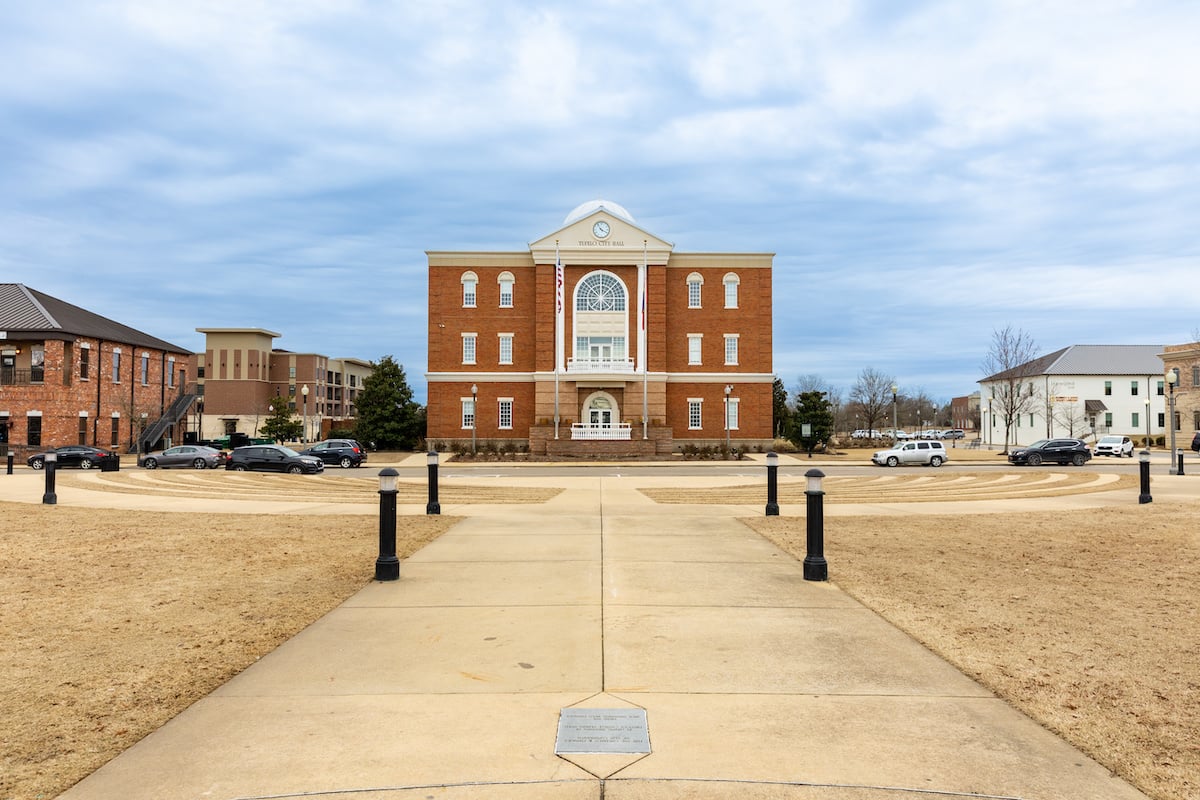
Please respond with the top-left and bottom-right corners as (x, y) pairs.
(225, 445), (324, 474)
(1008, 438), (1092, 466)
(299, 439), (367, 468)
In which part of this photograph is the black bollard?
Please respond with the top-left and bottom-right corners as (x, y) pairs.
(426, 450), (441, 515)
(803, 468), (827, 581)
(1138, 450), (1152, 504)
(6, 450), (13, 475)
(765, 451), (779, 516)
(42, 453), (57, 505)
(1177, 449), (1185, 476)
(375, 468), (400, 581)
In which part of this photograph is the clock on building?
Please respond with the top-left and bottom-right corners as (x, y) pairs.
(592, 220), (610, 239)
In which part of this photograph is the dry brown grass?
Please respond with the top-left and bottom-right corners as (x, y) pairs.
(0, 503), (457, 800)
(745, 507), (1200, 800)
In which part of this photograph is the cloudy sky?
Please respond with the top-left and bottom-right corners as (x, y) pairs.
(3, 1), (1197, 404)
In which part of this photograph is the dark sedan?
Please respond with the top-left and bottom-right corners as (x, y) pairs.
(27, 445), (120, 470)
(1008, 438), (1092, 466)
(225, 445), (324, 474)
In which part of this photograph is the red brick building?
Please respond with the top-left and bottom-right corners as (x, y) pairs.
(0, 284), (192, 455)
(426, 201), (774, 455)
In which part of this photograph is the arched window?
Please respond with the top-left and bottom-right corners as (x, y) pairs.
(497, 271), (514, 308)
(461, 271), (478, 308)
(687, 273), (703, 308)
(572, 271), (629, 369)
(576, 272), (626, 312)
(723, 273), (739, 309)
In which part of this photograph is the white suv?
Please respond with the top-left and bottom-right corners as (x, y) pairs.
(1094, 435), (1134, 457)
(872, 440), (949, 467)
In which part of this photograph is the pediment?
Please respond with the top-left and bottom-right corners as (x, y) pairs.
(530, 208), (674, 266)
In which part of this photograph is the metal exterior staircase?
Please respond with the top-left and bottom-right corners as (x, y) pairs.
(139, 384), (200, 452)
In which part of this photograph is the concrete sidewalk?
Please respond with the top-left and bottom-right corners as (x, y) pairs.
(53, 474), (1152, 800)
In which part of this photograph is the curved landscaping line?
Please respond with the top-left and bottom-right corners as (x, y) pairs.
(57, 472), (562, 505)
(641, 471), (1138, 505)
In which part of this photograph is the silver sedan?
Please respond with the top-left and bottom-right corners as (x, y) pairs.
(140, 445), (226, 470)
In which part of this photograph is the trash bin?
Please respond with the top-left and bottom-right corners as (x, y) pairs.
(100, 455), (120, 472)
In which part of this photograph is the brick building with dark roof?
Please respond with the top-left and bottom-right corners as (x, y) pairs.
(0, 284), (193, 455)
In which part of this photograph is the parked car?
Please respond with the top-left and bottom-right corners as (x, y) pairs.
(894, 430), (915, 439)
(299, 438), (367, 468)
(1007, 438), (1092, 466)
(1192, 431), (1200, 453)
(871, 440), (949, 467)
(942, 429), (966, 439)
(921, 429), (944, 440)
(140, 445), (226, 470)
(1093, 435), (1134, 458)
(225, 445), (324, 474)
(27, 445), (120, 471)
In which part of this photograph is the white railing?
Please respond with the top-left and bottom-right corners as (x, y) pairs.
(571, 423), (633, 440)
(567, 357), (636, 373)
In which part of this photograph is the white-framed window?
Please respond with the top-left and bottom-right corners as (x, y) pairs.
(498, 334), (513, 365)
(80, 343), (90, 380)
(498, 398), (513, 429)
(140, 352), (150, 385)
(575, 272), (627, 311)
(167, 357), (176, 388)
(724, 334), (739, 365)
(688, 399), (703, 430)
(112, 348), (122, 383)
(30, 344), (45, 382)
(461, 398), (476, 430)
(498, 271), (514, 308)
(723, 273), (739, 309)
(687, 272), (703, 308)
(461, 271), (478, 308)
(688, 334), (703, 365)
(462, 333), (477, 365)
(725, 397), (740, 431)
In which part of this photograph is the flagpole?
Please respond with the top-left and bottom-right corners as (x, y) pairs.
(642, 239), (649, 440)
(554, 240), (562, 440)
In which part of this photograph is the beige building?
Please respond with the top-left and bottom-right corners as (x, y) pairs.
(191, 328), (372, 443)
(1159, 341), (1200, 447)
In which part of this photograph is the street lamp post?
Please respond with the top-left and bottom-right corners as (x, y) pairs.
(1144, 397), (1151, 450)
(724, 384), (732, 454)
(982, 401), (990, 448)
(890, 384), (898, 439)
(301, 384), (309, 444)
(1166, 369), (1178, 475)
(471, 383), (478, 455)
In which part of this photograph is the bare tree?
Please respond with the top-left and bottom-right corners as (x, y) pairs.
(980, 326), (1043, 452)
(849, 367), (895, 436)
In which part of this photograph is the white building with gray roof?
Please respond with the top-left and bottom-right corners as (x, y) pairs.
(979, 344), (1166, 448)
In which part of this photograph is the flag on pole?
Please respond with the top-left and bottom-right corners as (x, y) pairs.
(555, 241), (564, 374)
